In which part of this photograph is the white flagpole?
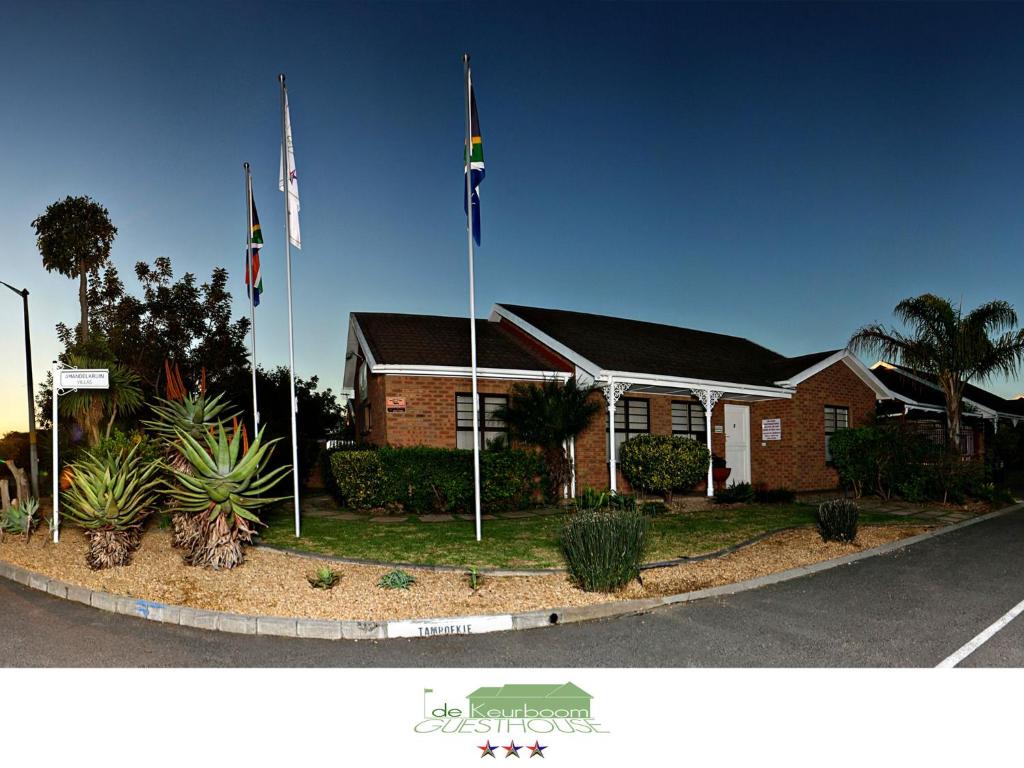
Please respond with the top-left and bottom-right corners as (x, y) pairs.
(463, 54), (483, 542)
(244, 162), (260, 437)
(279, 73), (302, 537)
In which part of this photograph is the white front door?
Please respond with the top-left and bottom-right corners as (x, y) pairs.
(724, 404), (751, 485)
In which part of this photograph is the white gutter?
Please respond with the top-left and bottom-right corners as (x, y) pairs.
(598, 370), (793, 399)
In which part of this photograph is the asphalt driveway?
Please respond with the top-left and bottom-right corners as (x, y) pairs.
(1, 508), (1022, 667)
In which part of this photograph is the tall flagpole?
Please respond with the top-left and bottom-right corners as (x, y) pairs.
(244, 162), (260, 437)
(463, 53), (483, 542)
(279, 73), (302, 538)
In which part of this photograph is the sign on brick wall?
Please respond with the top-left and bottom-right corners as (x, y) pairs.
(761, 418), (782, 441)
(386, 397), (407, 413)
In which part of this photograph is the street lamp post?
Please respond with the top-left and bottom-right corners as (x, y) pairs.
(1, 280), (39, 500)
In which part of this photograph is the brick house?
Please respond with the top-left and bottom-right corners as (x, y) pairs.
(870, 361), (1024, 459)
(343, 304), (896, 494)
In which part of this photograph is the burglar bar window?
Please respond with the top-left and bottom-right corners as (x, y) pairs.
(456, 393), (509, 450)
(671, 401), (707, 441)
(608, 398), (650, 459)
(824, 405), (849, 462)
(960, 426), (975, 457)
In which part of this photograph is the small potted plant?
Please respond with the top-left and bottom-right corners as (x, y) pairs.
(712, 455), (731, 488)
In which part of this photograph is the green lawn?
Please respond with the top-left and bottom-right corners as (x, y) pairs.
(259, 503), (909, 570)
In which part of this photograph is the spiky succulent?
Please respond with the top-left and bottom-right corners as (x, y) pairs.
(307, 566), (340, 590)
(61, 445), (162, 569)
(165, 423), (290, 569)
(144, 392), (239, 444)
(143, 391), (240, 549)
(1, 497), (39, 541)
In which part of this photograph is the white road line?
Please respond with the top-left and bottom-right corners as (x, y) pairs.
(937, 597), (1024, 668)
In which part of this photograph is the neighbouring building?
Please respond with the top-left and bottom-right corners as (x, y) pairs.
(343, 304), (900, 494)
(870, 361), (1024, 458)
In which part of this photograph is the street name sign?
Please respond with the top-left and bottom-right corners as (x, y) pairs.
(57, 368), (109, 389)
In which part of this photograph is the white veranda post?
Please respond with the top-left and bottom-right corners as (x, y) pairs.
(603, 378), (631, 492)
(695, 388), (723, 498)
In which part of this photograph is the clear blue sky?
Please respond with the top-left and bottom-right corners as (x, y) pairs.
(1, 1), (1022, 433)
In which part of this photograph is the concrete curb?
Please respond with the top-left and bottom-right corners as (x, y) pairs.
(1, 503), (1019, 641)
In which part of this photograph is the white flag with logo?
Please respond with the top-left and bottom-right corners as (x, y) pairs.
(279, 91), (301, 249)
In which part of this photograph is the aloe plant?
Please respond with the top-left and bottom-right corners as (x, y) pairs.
(165, 422), (290, 570)
(61, 445), (162, 569)
(144, 392), (239, 457)
(143, 391), (239, 549)
(307, 566), (340, 590)
(1, 497), (40, 542)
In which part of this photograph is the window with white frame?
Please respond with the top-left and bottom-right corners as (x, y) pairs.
(824, 405), (850, 462)
(671, 401), (706, 441)
(456, 393), (509, 450)
(608, 398), (650, 459)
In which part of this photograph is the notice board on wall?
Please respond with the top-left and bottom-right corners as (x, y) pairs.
(761, 418), (782, 441)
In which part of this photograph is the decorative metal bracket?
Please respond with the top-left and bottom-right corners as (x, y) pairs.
(694, 388), (723, 411)
(602, 381), (631, 405)
(52, 361), (75, 397)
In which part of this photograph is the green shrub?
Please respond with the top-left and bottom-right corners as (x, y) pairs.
(329, 446), (544, 513)
(926, 452), (988, 505)
(378, 568), (416, 590)
(829, 425), (933, 500)
(714, 482), (755, 505)
(619, 434), (710, 501)
(816, 498), (859, 542)
(574, 488), (638, 513)
(330, 450), (388, 508)
(561, 508), (649, 592)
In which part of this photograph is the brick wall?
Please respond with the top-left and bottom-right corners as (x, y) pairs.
(747, 360), (877, 491)
(356, 374), (529, 449)
(359, 358), (878, 494)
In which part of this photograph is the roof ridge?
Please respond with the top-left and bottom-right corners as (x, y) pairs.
(498, 303), (787, 359)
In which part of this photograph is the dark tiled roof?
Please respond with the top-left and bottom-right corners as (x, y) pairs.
(498, 304), (839, 388)
(870, 366), (946, 408)
(767, 350), (843, 381)
(876, 363), (1023, 416)
(354, 312), (558, 371)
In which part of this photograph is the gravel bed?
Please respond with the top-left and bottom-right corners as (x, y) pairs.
(0, 524), (929, 621)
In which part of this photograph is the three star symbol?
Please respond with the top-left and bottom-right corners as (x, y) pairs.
(527, 740), (547, 758)
(503, 740), (523, 758)
(479, 740), (498, 758)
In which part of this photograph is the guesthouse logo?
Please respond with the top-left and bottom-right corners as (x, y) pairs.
(414, 682), (609, 736)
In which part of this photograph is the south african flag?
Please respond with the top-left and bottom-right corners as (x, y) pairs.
(246, 194), (264, 307)
(464, 65), (485, 246)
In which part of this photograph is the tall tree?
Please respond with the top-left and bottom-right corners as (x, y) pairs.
(32, 196), (117, 342)
(849, 294), (1024, 452)
(64, 257), (251, 399)
(494, 376), (600, 498)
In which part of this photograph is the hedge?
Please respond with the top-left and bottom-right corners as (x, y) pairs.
(618, 434), (710, 501)
(329, 446), (545, 513)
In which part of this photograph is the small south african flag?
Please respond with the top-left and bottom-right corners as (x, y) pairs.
(464, 63), (485, 246)
(246, 193), (264, 307)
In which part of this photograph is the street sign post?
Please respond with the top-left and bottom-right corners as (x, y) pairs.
(51, 363), (109, 543)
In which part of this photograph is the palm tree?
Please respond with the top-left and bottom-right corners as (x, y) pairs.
(849, 294), (1024, 452)
(493, 376), (601, 498)
(32, 196), (117, 343)
(59, 356), (143, 446)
